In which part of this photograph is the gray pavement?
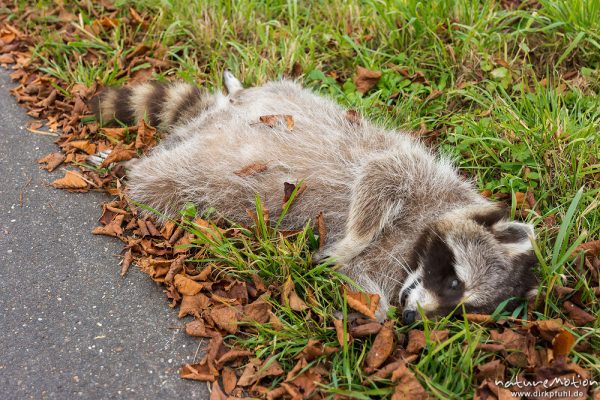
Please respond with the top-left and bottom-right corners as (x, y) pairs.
(0, 70), (209, 399)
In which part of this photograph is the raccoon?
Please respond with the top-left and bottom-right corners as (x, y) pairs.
(92, 71), (538, 323)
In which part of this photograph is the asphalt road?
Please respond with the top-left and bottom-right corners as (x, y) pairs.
(0, 70), (209, 399)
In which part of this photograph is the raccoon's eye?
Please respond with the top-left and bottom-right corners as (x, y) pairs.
(449, 279), (459, 290)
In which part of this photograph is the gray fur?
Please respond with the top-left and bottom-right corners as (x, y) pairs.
(95, 74), (538, 321)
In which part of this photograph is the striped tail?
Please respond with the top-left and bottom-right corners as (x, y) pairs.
(91, 81), (211, 130)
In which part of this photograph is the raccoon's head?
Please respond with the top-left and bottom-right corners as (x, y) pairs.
(399, 204), (538, 324)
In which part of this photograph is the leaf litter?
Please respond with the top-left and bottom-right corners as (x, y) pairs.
(1, 3), (598, 399)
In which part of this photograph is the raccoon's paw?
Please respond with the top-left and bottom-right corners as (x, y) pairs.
(223, 69), (243, 95)
(86, 149), (141, 170)
(87, 150), (112, 167)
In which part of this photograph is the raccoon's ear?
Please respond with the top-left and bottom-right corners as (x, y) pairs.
(490, 220), (535, 256)
(471, 204), (507, 227)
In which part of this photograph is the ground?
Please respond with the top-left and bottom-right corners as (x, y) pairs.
(0, 70), (208, 399)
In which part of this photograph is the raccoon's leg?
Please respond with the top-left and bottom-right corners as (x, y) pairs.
(91, 81), (214, 132)
(316, 154), (406, 265)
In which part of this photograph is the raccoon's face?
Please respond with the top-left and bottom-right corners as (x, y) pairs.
(399, 205), (538, 324)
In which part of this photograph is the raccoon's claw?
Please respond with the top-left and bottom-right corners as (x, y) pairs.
(311, 249), (333, 265)
(87, 150), (112, 167)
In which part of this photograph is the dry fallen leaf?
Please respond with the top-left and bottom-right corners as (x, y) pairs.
(474, 379), (513, 400)
(222, 366), (237, 395)
(38, 152), (66, 172)
(365, 320), (395, 371)
(120, 248), (133, 277)
(234, 162), (268, 177)
(573, 240), (600, 257)
(69, 140), (97, 155)
(350, 322), (382, 337)
(135, 119), (157, 151)
(552, 329), (576, 358)
(242, 298), (271, 323)
(174, 274), (204, 296)
(354, 66), (382, 94)
(298, 340), (337, 362)
(101, 146), (136, 167)
(259, 114), (294, 130)
(51, 170), (89, 190)
(345, 109), (361, 124)
(332, 318), (349, 346)
(209, 305), (240, 334)
(282, 181), (306, 207)
(390, 361), (429, 400)
(179, 293), (211, 318)
(180, 361), (218, 382)
(281, 276), (307, 311)
(475, 359), (505, 382)
(344, 287), (380, 320)
(563, 301), (595, 325)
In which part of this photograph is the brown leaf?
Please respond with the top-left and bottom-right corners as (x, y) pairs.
(216, 348), (253, 366)
(489, 329), (532, 368)
(354, 66), (381, 94)
(69, 140), (97, 155)
(178, 293), (211, 318)
(315, 211), (327, 249)
(365, 320), (395, 371)
(406, 329), (426, 354)
(210, 305), (240, 334)
(101, 147), (136, 167)
(465, 313), (495, 324)
(0, 53), (15, 64)
(222, 367), (237, 395)
(164, 256), (185, 284)
(51, 170), (89, 191)
(92, 214), (124, 237)
(345, 109), (361, 125)
(533, 319), (564, 342)
(282, 276), (307, 311)
(573, 240), (600, 257)
(474, 380), (513, 400)
(282, 182), (306, 207)
(120, 249), (133, 277)
(38, 152), (65, 172)
(210, 381), (227, 400)
(101, 127), (127, 140)
(174, 274), (204, 295)
(475, 359), (505, 382)
(242, 298), (271, 324)
(552, 329), (576, 357)
(563, 300), (595, 325)
(298, 340), (338, 362)
(237, 358), (262, 387)
(135, 119), (157, 151)
(390, 362), (429, 400)
(333, 318), (350, 346)
(350, 322), (382, 337)
(234, 162), (268, 177)
(180, 362), (217, 382)
(344, 288), (380, 320)
(259, 114), (294, 130)
(185, 319), (212, 337)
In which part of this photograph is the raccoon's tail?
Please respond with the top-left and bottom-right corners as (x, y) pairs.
(91, 81), (212, 130)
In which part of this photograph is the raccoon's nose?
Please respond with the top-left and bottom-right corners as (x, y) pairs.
(402, 310), (416, 324)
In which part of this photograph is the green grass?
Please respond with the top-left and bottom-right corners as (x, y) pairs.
(3, 0), (599, 398)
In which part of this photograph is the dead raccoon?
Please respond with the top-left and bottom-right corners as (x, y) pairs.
(92, 71), (538, 323)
